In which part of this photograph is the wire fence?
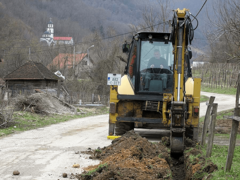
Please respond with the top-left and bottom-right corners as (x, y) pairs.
(192, 63), (240, 88)
(4, 89), (109, 106)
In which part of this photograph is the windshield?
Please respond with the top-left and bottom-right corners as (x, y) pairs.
(139, 41), (174, 93)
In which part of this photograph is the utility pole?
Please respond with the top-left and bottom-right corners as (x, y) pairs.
(29, 47), (31, 60)
(87, 45), (94, 66)
(73, 45), (76, 78)
(73, 46), (75, 70)
(168, 20), (172, 33)
(2, 49), (5, 60)
(2, 49), (6, 75)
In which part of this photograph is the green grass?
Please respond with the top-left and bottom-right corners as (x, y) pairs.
(200, 95), (209, 103)
(201, 86), (236, 95)
(199, 116), (205, 123)
(83, 163), (108, 176)
(199, 109), (234, 123)
(216, 109), (234, 120)
(214, 134), (240, 139)
(0, 107), (109, 137)
(201, 145), (240, 180)
(158, 153), (164, 158)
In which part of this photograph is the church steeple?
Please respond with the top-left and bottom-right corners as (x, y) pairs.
(47, 18), (54, 39)
(40, 18), (54, 46)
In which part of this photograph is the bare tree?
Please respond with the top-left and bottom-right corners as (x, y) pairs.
(206, 0), (240, 63)
(129, 0), (172, 33)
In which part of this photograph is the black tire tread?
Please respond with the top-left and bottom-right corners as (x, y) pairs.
(115, 122), (134, 135)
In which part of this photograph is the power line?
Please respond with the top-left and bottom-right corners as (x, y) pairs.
(1, 1), (209, 56)
(2, 21), (169, 57)
(3, 32), (225, 57)
(195, 0), (208, 18)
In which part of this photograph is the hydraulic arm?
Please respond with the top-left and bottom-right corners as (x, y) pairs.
(170, 8), (201, 153)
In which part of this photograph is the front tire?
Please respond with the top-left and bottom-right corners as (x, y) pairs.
(115, 122), (134, 135)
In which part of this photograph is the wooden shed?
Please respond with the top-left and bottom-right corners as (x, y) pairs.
(4, 61), (59, 96)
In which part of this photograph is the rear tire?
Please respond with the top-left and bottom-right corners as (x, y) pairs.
(115, 122), (134, 135)
(185, 127), (193, 140)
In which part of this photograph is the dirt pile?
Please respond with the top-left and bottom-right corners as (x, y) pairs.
(215, 119), (240, 134)
(78, 131), (172, 180)
(199, 118), (240, 134)
(14, 93), (74, 114)
(78, 132), (218, 180)
(184, 148), (218, 180)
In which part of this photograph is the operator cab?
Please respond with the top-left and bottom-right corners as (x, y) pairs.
(124, 32), (174, 95)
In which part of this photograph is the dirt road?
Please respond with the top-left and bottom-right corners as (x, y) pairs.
(0, 92), (238, 179)
(200, 91), (236, 117)
(0, 115), (111, 180)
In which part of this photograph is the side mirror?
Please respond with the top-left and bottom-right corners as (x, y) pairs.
(122, 43), (130, 53)
(124, 65), (128, 74)
(188, 48), (192, 59)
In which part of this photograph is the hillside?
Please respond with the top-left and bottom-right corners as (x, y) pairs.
(0, 0), (210, 43)
(0, 0), (211, 77)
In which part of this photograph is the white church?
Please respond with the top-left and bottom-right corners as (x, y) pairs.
(40, 18), (74, 46)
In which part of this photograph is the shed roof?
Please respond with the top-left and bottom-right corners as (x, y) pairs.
(4, 61), (58, 81)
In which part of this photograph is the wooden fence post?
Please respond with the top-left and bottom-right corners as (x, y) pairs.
(225, 73), (240, 172)
(92, 93), (94, 104)
(57, 80), (60, 98)
(206, 103), (218, 158)
(201, 96), (215, 146)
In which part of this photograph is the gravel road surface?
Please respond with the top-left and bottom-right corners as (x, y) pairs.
(0, 92), (237, 179)
(200, 91), (236, 117)
(0, 115), (111, 180)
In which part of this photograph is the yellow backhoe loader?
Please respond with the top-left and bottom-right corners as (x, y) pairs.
(107, 8), (201, 153)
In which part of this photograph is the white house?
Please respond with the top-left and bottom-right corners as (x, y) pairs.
(40, 18), (74, 46)
(192, 61), (205, 67)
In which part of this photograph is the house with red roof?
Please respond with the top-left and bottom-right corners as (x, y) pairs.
(48, 53), (93, 77)
(53, 37), (74, 45)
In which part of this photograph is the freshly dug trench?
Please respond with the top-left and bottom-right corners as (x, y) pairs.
(161, 136), (218, 180)
(77, 131), (217, 180)
(184, 148), (218, 180)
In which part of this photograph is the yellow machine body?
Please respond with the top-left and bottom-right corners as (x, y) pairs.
(108, 8), (201, 152)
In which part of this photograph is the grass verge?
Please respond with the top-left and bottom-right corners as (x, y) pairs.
(201, 145), (240, 180)
(0, 107), (109, 137)
(200, 95), (209, 103)
(82, 163), (108, 176)
(199, 109), (234, 123)
(201, 86), (236, 95)
(214, 134), (240, 139)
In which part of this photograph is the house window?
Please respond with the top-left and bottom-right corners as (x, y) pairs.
(82, 61), (87, 65)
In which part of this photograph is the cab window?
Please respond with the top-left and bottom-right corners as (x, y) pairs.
(138, 40), (174, 94)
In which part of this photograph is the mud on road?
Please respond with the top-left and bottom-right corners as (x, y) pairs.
(77, 131), (217, 180)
